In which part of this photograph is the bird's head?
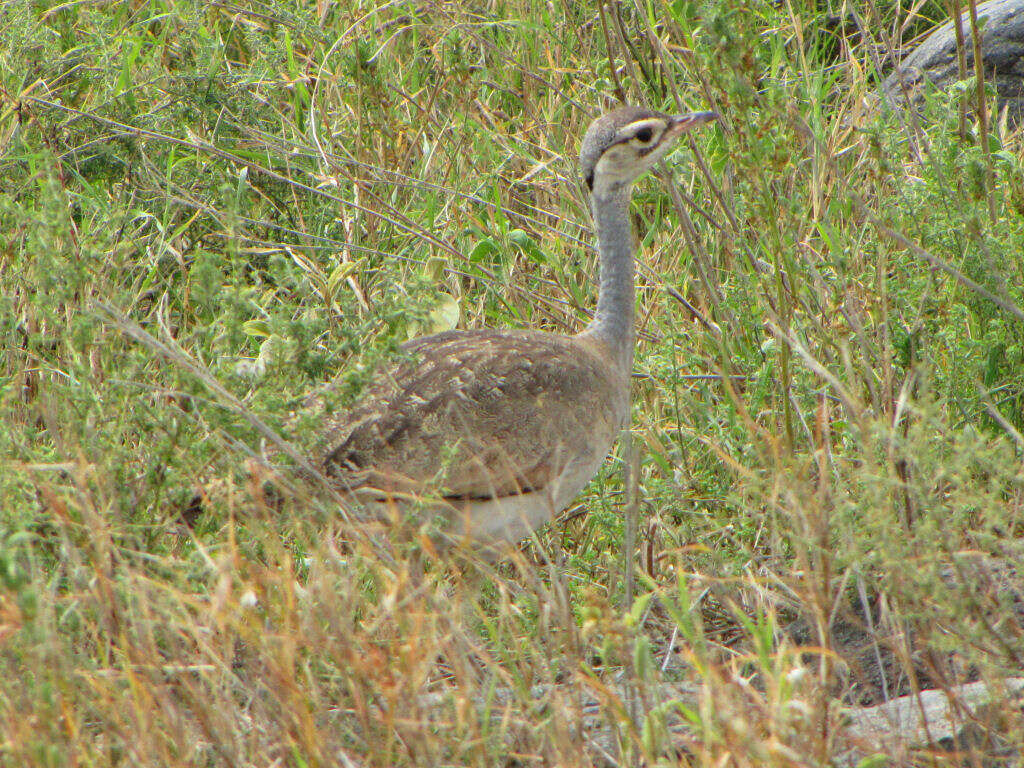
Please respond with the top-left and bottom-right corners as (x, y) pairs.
(579, 106), (718, 198)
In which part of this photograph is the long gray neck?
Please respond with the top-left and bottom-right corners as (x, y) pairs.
(584, 187), (635, 373)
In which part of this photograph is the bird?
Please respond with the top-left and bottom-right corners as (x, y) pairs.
(312, 105), (718, 559)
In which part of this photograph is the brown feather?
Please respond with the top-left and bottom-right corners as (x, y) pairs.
(316, 329), (627, 502)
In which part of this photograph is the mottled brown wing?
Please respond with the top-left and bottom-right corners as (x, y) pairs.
(316, 329), (622, 500)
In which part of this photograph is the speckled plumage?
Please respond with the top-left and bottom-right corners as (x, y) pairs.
(311, 105), (715, 555)
(317, 329), (627, 501)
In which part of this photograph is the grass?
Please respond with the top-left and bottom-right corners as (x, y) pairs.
(2, 0), (1024, 765)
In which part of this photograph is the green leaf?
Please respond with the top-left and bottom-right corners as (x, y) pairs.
(633, 634), (654, 680)
(627, 591), (654, 627)
(508, 228), (546, 264)
(327, 260), (362, 301)
(469, 237), (500, 263)
(241, 319), (272, 338)
(425, 294), (460, 334)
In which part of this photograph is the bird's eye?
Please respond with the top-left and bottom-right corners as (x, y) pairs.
(634, 127), (654, 143)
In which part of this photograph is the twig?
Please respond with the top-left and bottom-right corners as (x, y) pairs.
(967, 0), (998, 222)
(95, 300), (324, 478)
(976, 381), (1024, 450)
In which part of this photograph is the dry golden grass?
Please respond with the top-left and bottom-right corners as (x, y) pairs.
(2, 1), (1024, 765)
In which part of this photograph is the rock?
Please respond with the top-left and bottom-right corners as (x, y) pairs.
(883, 0), (1024, 123)
(838, 677), (1024, 766)
(416, 675), (1024, 766)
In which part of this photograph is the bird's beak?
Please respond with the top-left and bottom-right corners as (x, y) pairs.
(667, 110), (719, 136)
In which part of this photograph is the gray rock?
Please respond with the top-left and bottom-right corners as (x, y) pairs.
(419, 676), (1024, 765)
(883, 0), (1024, 123)
(838, 677), (1024, 766)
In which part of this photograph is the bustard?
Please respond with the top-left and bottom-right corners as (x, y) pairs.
(314, 106), (717, 557)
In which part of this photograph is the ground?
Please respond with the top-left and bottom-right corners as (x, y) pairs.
(1, 1), (1024, 765)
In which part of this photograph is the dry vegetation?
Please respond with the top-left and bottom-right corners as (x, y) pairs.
(2, 0), (1024, 765)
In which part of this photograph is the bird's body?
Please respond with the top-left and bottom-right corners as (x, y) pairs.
(314, 105), (716, 557)
(318, 328), (627, 548)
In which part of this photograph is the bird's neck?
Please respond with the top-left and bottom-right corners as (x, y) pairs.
(584, 187), (635, 374)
